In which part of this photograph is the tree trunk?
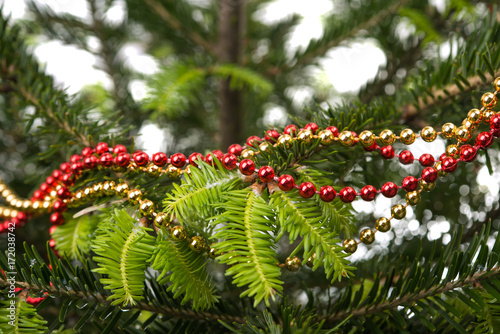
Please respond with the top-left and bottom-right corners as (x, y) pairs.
(218, 0), (244, 150)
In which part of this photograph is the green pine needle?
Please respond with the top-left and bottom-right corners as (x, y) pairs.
(0, 299), (48, 334)
(51, 214), (99, 259)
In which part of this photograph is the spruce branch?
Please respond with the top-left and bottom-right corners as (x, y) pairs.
(143, 0), (215, 55)
(322, 267), (500, 323)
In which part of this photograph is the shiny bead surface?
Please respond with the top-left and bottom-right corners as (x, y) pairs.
(360, 229), (375, 245)
(318, 130), (334, 145)
(381, 182), (398, 198)
(462, 118), (476, 131)
(494, 77), (500, 92)
(259, 142), (272, 153)
(222, 153), (237, 170)
(166, 165), (181, 179)
(241, 149), (256, 159)
(239, 159), (255, 175)
(188, 152), (204, 167)
(400, 128), (416, 145)
(343, 239), (357, 253)
(154, 212), (169, 227)
(446, 144), (459, 158)
(306, 253), (316, 268)
(265, 129), (280, 142)
(391, 204), (406, 220)
(299, 182), (316, 198)
(360, 185), (376, 201)
(285, 256), (302, 272)
(95, 142), (109, 155)
(359, 130), (375, 147)
(246, 136), (261, 147)
(460, 145), (477, 162)
(53, 199), (67, 212)
(441, 123), (456, 139)
(170, 153), (187, 168)
(278, 175), (295, 191)
(258, 166), (275, 183)
(205, 150), (223, 166)
(319, 185), (336, 202)
(419, 179), (435, 191)
(228, 144), (243, 156)
(379, 129), (395, 146)
(475, 132), (493, 148)
(139, 199), (154, 215)
(50, 212), (64, 225)
(380, 146), (395, 159)
(171, 226), (187, 241)
(402, 176), (418, 192)
(147, 164), (161, 177)
(419, 153), (435, 167)
(115, 153), (131, 167)
(468, 109), (482, 123)
(277, 134), (293, 148)
(297, 129), (313, 143)
(305, 122), (319, 134)
(483, 110), (496, 124)
(113, 144), (127, 155)
(127, 189), (142, 204)
(284, 124), (298, 136)
(189, 236), (206, 252)
(133, 151), (149, 166)
(441, 157), (458, 173)
(421, 126), (437, 142)
(481, 92), (497, 108)
(326, 126), (339, 137)
(103, 181), (116, 195)
(152, 152), (168, 167)
(339, 187), (356, 203)
(405, 191), (421, 206)
(339, 131), (355, 147)
(99, 153), (114, 167)
(422, 167), (438, 183)
(455, 126), (471, 142)
(398, 150), (414, 165)
(375, 217), (391, 232)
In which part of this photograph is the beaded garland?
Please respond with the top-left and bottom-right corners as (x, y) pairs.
(1, 77), (499, 280)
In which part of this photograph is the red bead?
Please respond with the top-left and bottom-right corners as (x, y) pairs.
(222, 153), (237, 170)
(133, 151), (149, 166)
(61, 173), (75, 186)
(326, 126), (339, 137)
(305, 122), (319, 134)
(258, 166), (275, 183)
(52, 170), (63, 180)
(398, 150), (414, 165)
(46, 176), (57, 186)
(265, 130), (280, 143)
(10, 218), (20, 228)
(460, 145), (477, 162)
(70, 162), (83, 174)
(27, 296), (45, 307)
(475, 132), (493, 148)
(170, 153), (187, 168)
(50, 212), (64, 226)
(152, 152), (168, 167)
(99, 153), (114, 167)
(83, 155), (98, 169)
(299, 182), (316, 198)
(319, 185), (336, 202)
(402, 176), (418, 191)
(284, 124), (299, 136)
(49, 239), (57, 249)
(70, 154), (82, 163)
(53, 200), (67, 212)
(81, 147), (94, 157)
(363, 141), (378, 151)
(380, 146), (395, 159)
(49, 225), (57, 234)
(56, 187), (70, 199)
(351, 131), (358, 138)
(339, 187), (356, 203)
(490, 114), (500, 131)
(381, 182), (398, 198)
(228, 144), (243, 156)
(113, 144), (127, 155)
(419, 153), (435, 167)
(246, 136), (261, 147)
(33, 190), (44, 200)
(439, 153), (447, 161)
(95, 142), (109, 155)
(422, 167), (437, 183)
(278, 175), (295, 191)
(360, 185), (377, 201)
(60, 162), (71, 173)
(39, 183), (50, 193)
(16, 212), (27, 223)
(442, 157), (458, 173)
(115, 153), (131, 167)
(188, 152), (204, 167)
(239, 159), (255, 175)
(206, 150), (223, 166)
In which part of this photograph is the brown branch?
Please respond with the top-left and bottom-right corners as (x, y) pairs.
(402, 69), (500, 124)
(143, 0), (215, 56)
(321, 266), (500, 324)
(0, 277), (244, 324)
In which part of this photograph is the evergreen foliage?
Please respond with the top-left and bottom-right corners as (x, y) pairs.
(1, 0), (500, 333)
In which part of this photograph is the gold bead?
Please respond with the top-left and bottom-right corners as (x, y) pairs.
(10, 210), (18, 218)
(446, 144), (459, 158)
(127, 189), (142, 204)
(2, 208), (11, 217)
(166, 165), (180, 179)
(277, 134), (293, 149)
(421, 126), (437, 142)
(189, 236), (206, 252)
(441, 123), (456, 139)
(318, 130), (334, 145)
(6, 194), (15, 205)
(494, 77), (500, 92)
(343, 239), (357, 254)
(375, 217), (391, 232)
(455, 126), (471, 142)
(481, 92), (497, 108)
(42, 201), (50, 211)
(93, 183), (103, 196)
(22, 200), (32, 210)
(467, 108), (482, 123)
(171, 226), (187, 241)
(241, 149), (256, 159)
(379, 129), (395, 146)
(147, 164), (161, 178)
(482, 110), (496, 124)
(405, 191), (421, 206)
(139, 199), (154, 216)
(115, 183), (129, 197)
(259, 142), (272, 153)
(2, 189), (11, 198)
(74, 190), (84, 203)
(391, 204), (406, 220)
(285, 256), (301, 272)
(462, 118), (476, 131)
(207, 246), (221, 259)
(154, 212), (169, 227)
(306, 253), (316, 268)
(359, 130), (375, 147)
(103, 181), (116, 196)
(83, 186), (95, 199)
(360, 229), (375, 245)
(419, 179), (435, 191)
(400, 129), (416, 145)
(297, 129), (313, 143)
(435, 161), (447, 177)
(339, 131), (355, 147)
(128, 162), (139, 172)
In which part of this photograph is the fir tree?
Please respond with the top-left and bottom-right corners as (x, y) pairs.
(1, 0), (500, 333)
